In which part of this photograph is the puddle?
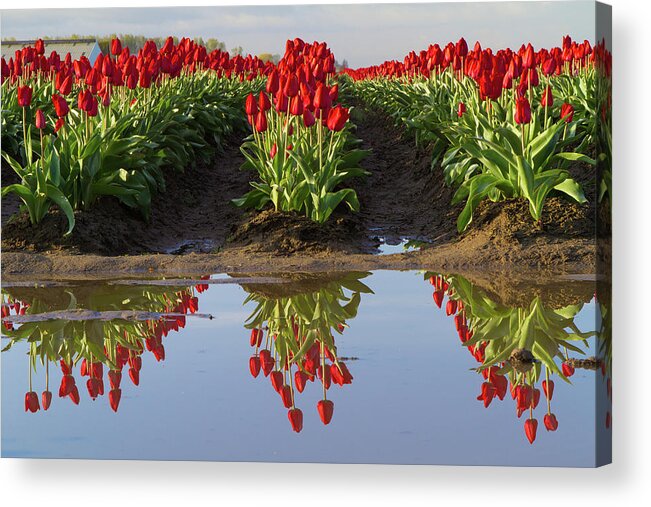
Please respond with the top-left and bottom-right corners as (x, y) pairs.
(1, 270), (611, 465)
(376, 238), (428, 255)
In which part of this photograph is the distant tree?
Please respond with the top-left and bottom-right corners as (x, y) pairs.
(258, 53), (281, 63)
(231, 45), (244, 56)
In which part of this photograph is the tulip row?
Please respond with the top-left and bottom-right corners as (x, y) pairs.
(3, 282), (208, 413)
(345, 36), (611, 231)
(243, 272), (371, 431)
(233, 38), (369, 223)
(1, 38), (268, 233)
(427, 272), (611, 443)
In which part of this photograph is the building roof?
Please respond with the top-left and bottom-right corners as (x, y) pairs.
(1, 39), (101, 62)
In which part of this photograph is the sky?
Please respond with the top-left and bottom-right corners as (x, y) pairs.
(1, 1), (598, 68)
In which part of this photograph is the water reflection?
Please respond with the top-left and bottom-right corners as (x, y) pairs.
(2, 278), (210, 413)
(241, 273), (373, 432)
(1, 270), (610, 464)
(425, 272), (611, 444)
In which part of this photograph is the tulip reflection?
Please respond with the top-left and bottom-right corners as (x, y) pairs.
(242, 273), (372, 432)
(1, 277), (211, 413)
(426, 272), (608, 444)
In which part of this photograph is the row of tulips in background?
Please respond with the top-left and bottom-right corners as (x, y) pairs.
(234, 38), (368, 223)
(426, 273), (612, 444)
(1, 37), (268, 233)
(2, 280), (210, 413)
(242, 273), (371, 431)
(344, 36), (611, 231)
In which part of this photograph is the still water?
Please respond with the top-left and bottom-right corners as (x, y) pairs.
(1, 270), (611, 466)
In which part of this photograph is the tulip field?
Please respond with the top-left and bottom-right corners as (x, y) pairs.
(1, 35), (610, 251)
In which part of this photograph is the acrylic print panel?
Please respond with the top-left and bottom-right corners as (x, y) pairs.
(0, 1), (611, 467)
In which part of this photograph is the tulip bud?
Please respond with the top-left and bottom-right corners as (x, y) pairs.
(560, 103), (574, 123)
(542, 379), (554, 400)
(41, 390), (52, 410)
(287, 408), (303, 433)
(562, 362), (575, 377)
(294, 371), (308, 393)
(457, 102), (466, 118)
(35, 109), (46, 129)
(280, 385), (293, 408)
(249, 356), (261, 378)
(270, 371), (284, 393)
(514, 96), (532, 124)
(109, 389), (121, 412)
(128, 367), (140, 386)
(108, 370), (122, 390)
(544, 413), (558, 431)
(524, 418), (538, 444)
(317, 399), (334, 425)
(17, 85), (32, 107)
(24, 391), (40, 412)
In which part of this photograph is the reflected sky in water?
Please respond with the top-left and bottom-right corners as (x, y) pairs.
(1, 270), (610, 466)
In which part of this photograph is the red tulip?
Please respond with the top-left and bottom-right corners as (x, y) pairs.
(317, 399), (334, 425)
(544, 413), (558, 431)
(68, 385), (80, 405)
(249, 356), (261, 378)
(313, 84), (332, 110)
(41, 390), (52, 410)
(294, 371), (308, 393)
(54, 118), (65, 133)
(108, 370), (122, 389)
(25, 391), (40, 412)
(477, 381), (496, 407)
(86, 377), (100, 399)
(514, 97), (532, 124)
(270, 371), (284, 393)
(560, 103), (574, 123)
(456, 37), (468, 58)
(58, 74), (72, 95)
(260, 349), (274, 376)
(287, 408), (303, 432)
(290, 95), (304, 116)
(331, 362), (353, 386)
(524, 418), (538, 444)
(457, 102), (466, 118)
(258, 91), (271, 112)
(562, 362), (575, 377)
(35, 38), (45, 55)
(542, 379), (554, 400)
(110, 38), (122, 56)
(432, 290), (444, 308)
(59, 374), (75, 397)
(254, 111), (267, 133)
(280, 385), (293, 408)
(516, 385), (533, 411)
(532, 388), (541, 409)
(326, 105), (349, 132)
(128, 367), (140, 386)
(492, 374), (508, 400)
(303, 108), (315, 128)
(445, 299), (457, 316)
(109, 389), (121, 412)
(17, 85), (32, 107)
(245, 92), (258, 115)
(284, 74), (299, 97)
(35, 109), (46, 129)
(266, 70), (279, 94)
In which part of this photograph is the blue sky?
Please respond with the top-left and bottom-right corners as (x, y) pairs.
(1, 1), (597, 67)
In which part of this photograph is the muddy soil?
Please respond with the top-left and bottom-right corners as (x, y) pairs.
(1, 105), (600, 276)
(2, 139), (253, 255)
